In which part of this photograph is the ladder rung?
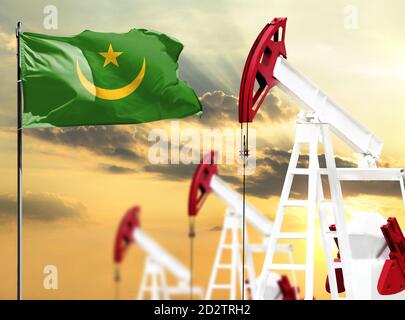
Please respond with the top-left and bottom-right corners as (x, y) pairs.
(221, 244), (233, 249)
(319, 200), (334, 209)
(320, 200), (333, 205)
(283, 200), (308, 207)
(274, 232), (307, 239)
(267, 263), (307, 271)
(291, 168), (311, 175)
(211, 284), (231, 289)
(217, 264), (232, 269)
(142, 287), (162, 291)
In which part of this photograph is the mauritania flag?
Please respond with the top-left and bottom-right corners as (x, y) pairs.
(20, 29), (202, 128)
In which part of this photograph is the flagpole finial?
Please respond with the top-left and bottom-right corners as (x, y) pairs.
(16, 21), (21, 38)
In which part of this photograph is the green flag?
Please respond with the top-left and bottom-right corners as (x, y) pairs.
(20, 29), (202, 128)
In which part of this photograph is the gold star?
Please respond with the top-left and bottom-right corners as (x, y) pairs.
(99, 44), (123, 67)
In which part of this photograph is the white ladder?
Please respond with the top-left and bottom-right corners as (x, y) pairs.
(205, 209), (257, 299)
(137, 256), (170, 300)
(256, 113), (354, 300)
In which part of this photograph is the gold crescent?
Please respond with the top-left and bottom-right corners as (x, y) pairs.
(76, 58), (146, 100)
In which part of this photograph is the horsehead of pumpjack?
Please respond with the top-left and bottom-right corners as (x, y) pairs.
(188, 151), (218, 218)
(114, 206), (140, 264)
(239, 17), (287, 123)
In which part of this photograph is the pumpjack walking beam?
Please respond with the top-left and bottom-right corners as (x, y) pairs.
(114, 206), (203, 299)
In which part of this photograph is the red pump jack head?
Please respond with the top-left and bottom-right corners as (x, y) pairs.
(239, 17), (287, 123)
(188, 151), (218, 217)
(114, 206), (140, 264)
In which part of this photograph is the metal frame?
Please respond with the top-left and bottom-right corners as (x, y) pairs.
(205, 209), (256, 300)
(197, 172), (297, 299)
(238, 18), (405, 300)
(256, 115), (354, 300)
(114, 208), (203, 300)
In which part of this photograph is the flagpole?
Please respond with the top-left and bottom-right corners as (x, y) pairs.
(16, 21), (23, 301)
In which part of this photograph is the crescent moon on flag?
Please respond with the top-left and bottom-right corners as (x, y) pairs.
(76, 58), (146, 100)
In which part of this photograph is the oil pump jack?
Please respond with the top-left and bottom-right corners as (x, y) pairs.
(114, 206), (203, 299)
(238, 17), (405, 299)
(188, 151), (299, 300)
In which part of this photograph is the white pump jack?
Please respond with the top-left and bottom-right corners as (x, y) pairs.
(188, 152), (299, 300)
(114, 206), (203, 299)
(238, 17), (405, 300)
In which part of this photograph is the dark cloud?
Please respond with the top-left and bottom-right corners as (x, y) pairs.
(0, 193), (85, 222)
(226, 147), (402, 200)
(198, 91), (239, 126)
(340, 181), (403, 198)
(197, 90), (297, 127)
(140, 145), (399, 201)
(98, 163), (135, 174)
(260, 92), (297, 123)
(144, 163), (197, 181)
(210, 225), (222, 232)
(25, 126), (143, 161)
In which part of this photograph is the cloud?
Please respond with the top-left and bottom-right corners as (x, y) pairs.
(197, 90), (297, 127)
(198, 91), (239, 126)
(26, 126), (142, 161)
(0, 192), (85, 222)
(210, 225), (222, 232)
(0, 29), (15, 54)
(225, 147), (402, 200)
(98, 163), (135, 174)
(260, 91), (297, 123)
(144, 163), (197, 181)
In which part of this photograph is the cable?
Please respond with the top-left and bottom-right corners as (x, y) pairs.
(188, 216), (195, 300)
(240, 122), (249, 300)
(114, 265), (121, 300)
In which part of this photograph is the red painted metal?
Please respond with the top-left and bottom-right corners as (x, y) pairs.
(378, 217), (405, 295)
(114, 206), (140, 263)
(325, 224), (346, 293)
(239, 17), (287, 123)
(188, 151), (218, 216)
(278, 275), (298, 300)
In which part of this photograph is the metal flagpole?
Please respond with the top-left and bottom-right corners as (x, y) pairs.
(16, 21), (23, 300)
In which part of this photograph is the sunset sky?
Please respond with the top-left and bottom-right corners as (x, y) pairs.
(1, 0), (405, 300)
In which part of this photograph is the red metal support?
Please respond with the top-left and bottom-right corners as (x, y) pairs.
(188, 151), (218, 216)
(278, 275), (298, 300)
(378, 217), (405, 295)
(114, 206), (140, 263)
(239, 17), (287, 123)
(325, 224), (346, 294)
